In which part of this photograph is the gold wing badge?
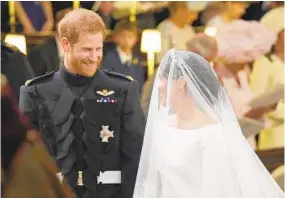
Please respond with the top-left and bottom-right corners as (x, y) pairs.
(96, 89), (115, 96)
(96, 89), (117, 103)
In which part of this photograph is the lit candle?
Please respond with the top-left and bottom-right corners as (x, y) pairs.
(140, 30), (162, 77)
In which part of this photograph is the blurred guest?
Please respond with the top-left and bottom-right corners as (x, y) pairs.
(156, 1), (198, 64)
(186, 33), (218, 62)
(52, 1), (94, 14)
(202, 1), (248, 28)
(214, 20), (276, 116)
(135, 2), (165, 30)
(92, 1), (117, 30)
(109, 2), (169, 30)
(1, 42), (35, 102)
(101, 20), (145, 94)
(28, 8), (72, 76)
(250, 29), (284, 150)
(251, 29), (284, 95)
(242, 1), (271, 21)
(153, 6), (170, 27)
(1, 75), (74, 198)
(214, 20), (277, 149)
(215, 20), (276, 68)
(243, 1), (284, 21)
(15, 1), (54, 33)
(201, 2), (224, 27)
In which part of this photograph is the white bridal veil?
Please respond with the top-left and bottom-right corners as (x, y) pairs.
(133, 49), (284, 198)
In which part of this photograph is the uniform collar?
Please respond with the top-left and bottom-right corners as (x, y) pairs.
(60, 66), (95, 87)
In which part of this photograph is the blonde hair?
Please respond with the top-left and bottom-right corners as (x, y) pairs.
(58, 8), (106, 44)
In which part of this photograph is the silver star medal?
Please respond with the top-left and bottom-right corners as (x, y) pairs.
(100, 125), (114, 143)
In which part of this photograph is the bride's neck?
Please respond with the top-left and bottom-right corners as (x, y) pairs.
(176, 100), (215, 129)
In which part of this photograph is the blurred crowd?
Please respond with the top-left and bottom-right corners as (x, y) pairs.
(1, 1), (284, 196)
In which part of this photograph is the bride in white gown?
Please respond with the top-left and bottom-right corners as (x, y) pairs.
(133, 50), (284, 198)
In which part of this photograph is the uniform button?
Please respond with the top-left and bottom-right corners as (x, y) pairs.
(38, 105), (43, 110)
(42, 124), (53, 138)
(51, 94), (60, 101)
(38, 105), (45, 116)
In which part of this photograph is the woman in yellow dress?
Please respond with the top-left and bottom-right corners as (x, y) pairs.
(250, 29), (284, 150)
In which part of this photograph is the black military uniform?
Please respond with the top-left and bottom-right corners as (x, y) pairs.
(19, 66), (145, 198)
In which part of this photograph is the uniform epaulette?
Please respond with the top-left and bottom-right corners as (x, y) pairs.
(1, 42), (19, 53)
(103, 69), (133, 82)
(25, 71), (55, 86)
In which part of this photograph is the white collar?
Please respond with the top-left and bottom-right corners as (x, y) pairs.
(116, 46), (132, 64)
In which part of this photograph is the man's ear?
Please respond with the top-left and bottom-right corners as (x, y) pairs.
(61, 37), (70, 52)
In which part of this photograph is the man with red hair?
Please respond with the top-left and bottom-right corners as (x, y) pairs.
(19, 8), (145, 198)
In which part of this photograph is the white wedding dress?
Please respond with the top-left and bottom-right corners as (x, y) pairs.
(157, 123), (221, 198)
(156, 121), (282, 198)
(133, 50), (284, 198)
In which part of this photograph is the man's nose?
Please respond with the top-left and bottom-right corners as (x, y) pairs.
(89, 51), (99, 62)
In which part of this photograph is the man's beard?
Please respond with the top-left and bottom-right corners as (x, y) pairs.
(72, 57), (95, 68)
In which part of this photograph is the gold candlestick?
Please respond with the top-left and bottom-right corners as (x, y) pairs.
(73, 1), (80, 9)
(129, 2), (136, 23)
(9, 1), (16, 32)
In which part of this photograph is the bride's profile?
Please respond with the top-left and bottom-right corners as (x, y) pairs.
(133, 49), (284, 198)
